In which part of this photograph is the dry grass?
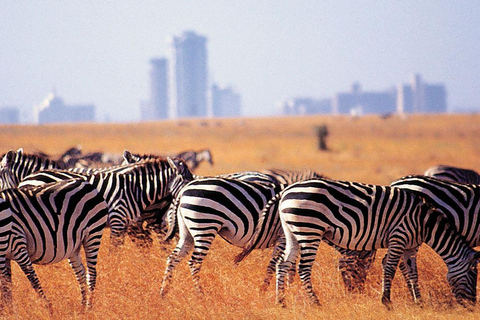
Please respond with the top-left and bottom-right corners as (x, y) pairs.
(1, 114), (480, 319)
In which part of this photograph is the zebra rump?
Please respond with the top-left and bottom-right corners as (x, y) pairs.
(424, 165), (480, 184)
(239, 178), (480, 308)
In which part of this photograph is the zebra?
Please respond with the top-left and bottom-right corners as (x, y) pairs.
(424, 165), (480, 184)
(0, 179), (109, 309)
(176, 149), (213, 171)
(18, 157), (193, 247)
(123, 149), (213, 172)
(160, 168), (324, 296)
(238, 178), (480, 308)
(344, 173), (480, 297)
(336, 165), (480, 293)
(0, 148), (77, 191)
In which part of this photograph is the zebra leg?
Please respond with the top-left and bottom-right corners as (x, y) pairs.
(160, 218), (194, 297)
(15, 249), (52, 312)
(262, 237), (286, 292)
(276, 229), (300, 307)
(399, 248), (422, 304)
(381, 242), (405, 310)
(188, 233), (218, 295)
(68, 252), (90, 308)
(0, 258), (12, 308)
(338, 249), (376, 293)
(297, 239), (321, 306)
(109, 215), (128, 247)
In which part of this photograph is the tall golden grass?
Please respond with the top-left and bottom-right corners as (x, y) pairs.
(1, 114), (480, 319)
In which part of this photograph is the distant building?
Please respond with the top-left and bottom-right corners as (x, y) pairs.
(211, 85), (241, 117)
(141, 58), (169, 120)
(0, 107), (20, 124)
(333, 83), (396, 115)
(167, 31), (208, 118)
(34, 92), (95, 124)
(279, 97), (332, 115)
(397, 74), (447, 113)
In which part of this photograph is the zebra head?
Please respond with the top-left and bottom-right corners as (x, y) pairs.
(0, 149), (19, 190)
(167, 157), (194, 196)
(446, 250), (480, 307)
(122, 149), (160, 164)
(199, 149), (214, 166)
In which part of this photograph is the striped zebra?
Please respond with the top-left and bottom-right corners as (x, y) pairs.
(176, 149), (213, 171)
(390, 175), (480, 259)
(18, 157), (193, 247)
(0, 179), (109, 309)
(123, 149), (213, 172)
(238, 178), (480, 308)
(0, 148), (76, 191)
(424, 165), (480, 184)
(337, 165), (480, 293)
(160, 169), (324, 296)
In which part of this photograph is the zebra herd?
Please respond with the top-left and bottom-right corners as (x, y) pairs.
(0, 147), (479, 312)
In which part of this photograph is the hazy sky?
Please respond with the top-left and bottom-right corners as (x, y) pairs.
(1, 1), (479, 122)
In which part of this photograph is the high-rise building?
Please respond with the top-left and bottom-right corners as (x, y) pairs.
(34, 92), (95, 124)
(332, 83), (396, 115)
(397, 74), (447, 113)
(141, 58), (169, 120)
(211, 84), (242, 117)
(167, 31), (208, 118)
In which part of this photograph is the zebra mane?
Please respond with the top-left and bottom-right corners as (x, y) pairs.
(234, 190), (285, 265)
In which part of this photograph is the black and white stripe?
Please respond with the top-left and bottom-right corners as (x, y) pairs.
(339, 167), (480, 293)
(424, 165), (480, 184)
(160, 169), (323, 296)
(18, 158), (193, 247)
(240, 178), (480, 308)
(0, 148), (72, 191)
(0, 179), (109, 308)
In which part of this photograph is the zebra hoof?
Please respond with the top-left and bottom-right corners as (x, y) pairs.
(276, 298), (287, 308)
(381, 296), (393, 310)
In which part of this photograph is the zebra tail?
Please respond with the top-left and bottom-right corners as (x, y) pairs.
(163, 197), (179, 242)
(233, 190), (284, 265)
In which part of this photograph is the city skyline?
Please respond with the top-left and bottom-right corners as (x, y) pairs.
(1, 2), (479, 122)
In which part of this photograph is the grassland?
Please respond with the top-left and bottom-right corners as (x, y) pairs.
(0, 113), (480, 319)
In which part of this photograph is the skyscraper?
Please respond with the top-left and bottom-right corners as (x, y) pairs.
(149, 58), (169, 119)
(167, 31), (208, 118)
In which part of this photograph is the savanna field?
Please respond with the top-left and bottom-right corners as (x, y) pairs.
(1, 114), (480, 319)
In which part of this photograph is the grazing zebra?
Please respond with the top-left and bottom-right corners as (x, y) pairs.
(337, 166), (480, 293)
(123, 149), (213, 172)
(0, 148), (77, 191)
(18, 158), (193, 247)
(176, 149), (213, 171)
(160, 168), (324, 296)
(0, 179), (109, 309)
(238, 178), (480, 308)
(424, 165), (480, 184)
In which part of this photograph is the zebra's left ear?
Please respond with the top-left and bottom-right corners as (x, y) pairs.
(1, 150), (16, 168)
(123, 150), (134, 164)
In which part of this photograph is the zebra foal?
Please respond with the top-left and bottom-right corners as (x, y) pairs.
(240, 178), (480, 308)
(0, 179), (109, 310)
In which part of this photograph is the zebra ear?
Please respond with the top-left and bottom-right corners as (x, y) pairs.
(2, 150), (16, 167)
(16, 148), (23, 155)
(123, 150), (134, 163)
(472, 251), (480, 263)
(167, 157), (179, 173)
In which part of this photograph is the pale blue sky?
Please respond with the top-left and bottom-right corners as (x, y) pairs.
(1, 1), (479, 122)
